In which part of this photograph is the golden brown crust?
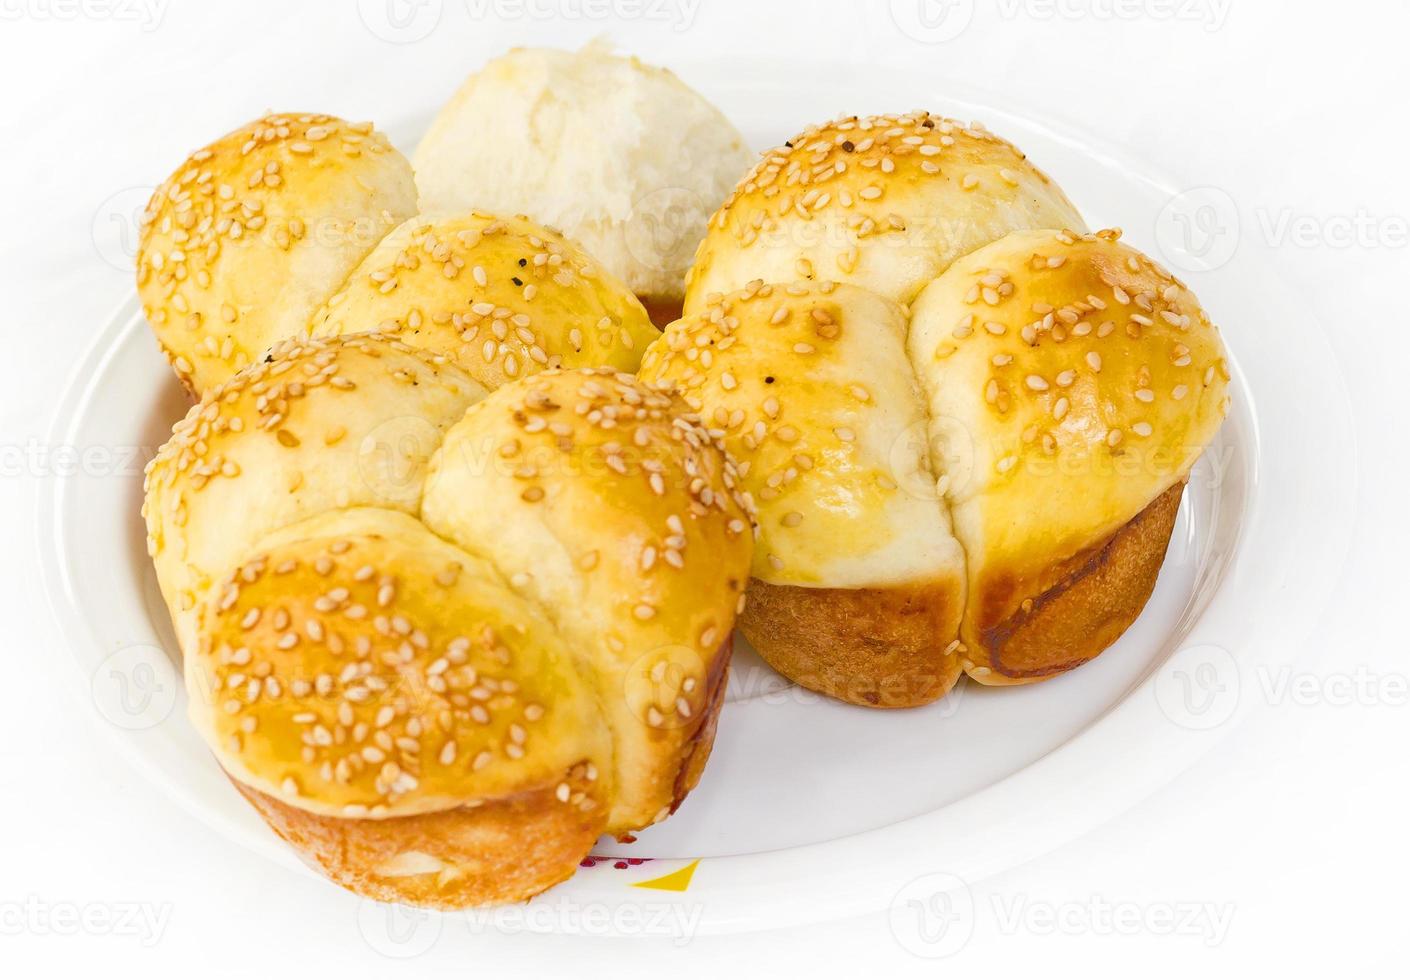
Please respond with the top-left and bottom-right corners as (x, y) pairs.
(740, 578), (963, 708)
(685, 111), (1085, 311)
(137, 113), (417, 396)
(967, 481), (1184, 684)
(233, 762), (607, 909)
(309, 211), (659, 388)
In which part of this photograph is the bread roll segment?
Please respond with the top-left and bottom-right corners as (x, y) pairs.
(685, 112), (1085, 313)
(638, 280), (966, 707)
(908, 228), (1231, 682)
(421, 368), (755, 828)
(143, 334), (485, 657)
(194, 507), (607, 817)
(310, 211), (659, 387)
(137, 113), (417, 395)
(145, 335), (754, 907)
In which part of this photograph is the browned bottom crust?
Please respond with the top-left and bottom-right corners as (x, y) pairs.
(739, 577), (963, 708)
(638, 295), (684, 330)
(234, 765), (608, 909)
(229, 637), (734, 908)
(969, 481), (1184, 684)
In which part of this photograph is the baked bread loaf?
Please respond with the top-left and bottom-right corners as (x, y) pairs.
(413, 43), (752, 325)
(310, 210), (659, 388)
(143, 333), (754, 906)
(137, 113), (417, 395)
(640, 230), (1230, 703)
(684, 112), (1083, 313)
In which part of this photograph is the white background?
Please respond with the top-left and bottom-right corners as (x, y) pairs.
(2, 0), (1407, 975)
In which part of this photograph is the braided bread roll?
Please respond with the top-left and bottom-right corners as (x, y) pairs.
(143, 333), (754, 907)
(684, 112), (1083, 313)
(310, 211), (658, 388)
(640, 229), (1229, 704)
(137, 113), (417, 395)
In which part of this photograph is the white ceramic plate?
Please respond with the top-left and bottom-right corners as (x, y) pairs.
(42, 61), (1357, 936)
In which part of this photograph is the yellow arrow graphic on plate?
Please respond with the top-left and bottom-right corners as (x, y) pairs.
(631, 859), (700, 892)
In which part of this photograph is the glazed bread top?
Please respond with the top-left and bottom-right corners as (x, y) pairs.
(642, 228), (1230, 604)
(638, 279), (964, 590)
(310, 211), (659, 388)
(684, 112), (1084, 313)
(413, 43), (752, 304)
(137, 113), (417, 395)
(142, 334), (484, 657)
(197, 505), (608, 820)
(908, 227), (1232, 584)
(422, 368), (754, 825)
(144, 334), (754, 831)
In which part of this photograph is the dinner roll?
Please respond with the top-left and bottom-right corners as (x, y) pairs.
(310, 211), (658, 389)
(413, 43), (752, 323)
(641, 230), (1230, 704)
(908, 228), (1231, 683)
(137, 113), (417, 395)
(144, 334), (754, 906)
(638, 279), (966, 708)
(684, 112), (1083, 313)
